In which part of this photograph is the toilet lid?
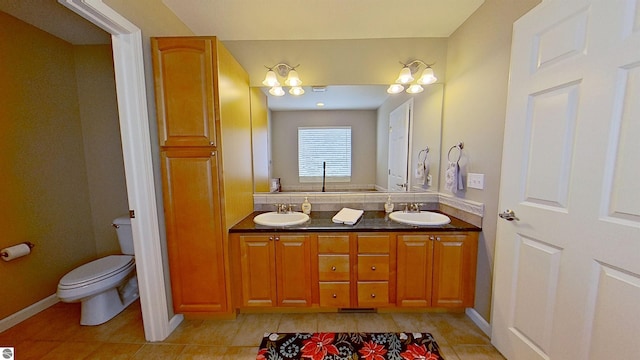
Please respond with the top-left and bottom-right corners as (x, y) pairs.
(59, 255), (134, 287)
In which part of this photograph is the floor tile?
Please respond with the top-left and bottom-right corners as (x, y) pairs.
(85, 342), (144, 359)
(0, 299), (503, 360)
(277, 313), (318, 333)
(452, 344), (507, 359)
(231, 313), (281, 346)
(132, 343), (185, 359)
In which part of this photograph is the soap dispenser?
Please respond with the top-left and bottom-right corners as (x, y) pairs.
(384, 195), (394, 213)
(301, 196), (312, 215)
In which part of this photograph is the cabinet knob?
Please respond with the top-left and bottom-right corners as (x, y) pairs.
(436, 237), (441, 242)
(275, 236), (280, 241)
(429, 236), (435, 241)
(332, 294), (337, 298)
(331, 266), (337, 271)
(209, 141), (215, 146)
(269, 236), (273, 241)
(371, 266), (376, 271)
(370, 293), (376, 298)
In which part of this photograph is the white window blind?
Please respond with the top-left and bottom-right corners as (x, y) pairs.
(298, 126), (352, 183)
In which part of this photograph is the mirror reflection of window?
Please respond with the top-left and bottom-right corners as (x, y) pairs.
(298, 126), (352, 183)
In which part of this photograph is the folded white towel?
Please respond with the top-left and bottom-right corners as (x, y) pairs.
(332, 207), (364, 225)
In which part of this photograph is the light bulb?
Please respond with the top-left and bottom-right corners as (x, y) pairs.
(289, 86), (305, 96)
(285, 69), (302, 86)
(262, 70), (279, 87)
(387, 84), (404, 94)
(395, 67), (414, 84)
(406, 84), (424, 94)
(417, 67), (437, 85)
(269, 86), (285, 96)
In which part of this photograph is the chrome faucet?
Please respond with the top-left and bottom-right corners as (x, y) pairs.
(401, 202), (423, 212)
(273, 203), (294, 214)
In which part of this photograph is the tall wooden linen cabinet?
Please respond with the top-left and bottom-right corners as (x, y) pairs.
(151, 37), (254, 315)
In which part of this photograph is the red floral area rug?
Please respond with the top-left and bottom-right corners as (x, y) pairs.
(256, 332), (442, 360)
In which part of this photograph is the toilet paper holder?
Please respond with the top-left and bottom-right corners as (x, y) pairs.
(1, 242), (35, 258)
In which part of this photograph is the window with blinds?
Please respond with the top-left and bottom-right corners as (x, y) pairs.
(298, 126), (352, 183)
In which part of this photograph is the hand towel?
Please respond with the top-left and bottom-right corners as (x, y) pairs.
(415, 161), (426, 185)
(332, 207), (364, 225)
(445, 161), (464, 193)
(445, 161), (456, 192)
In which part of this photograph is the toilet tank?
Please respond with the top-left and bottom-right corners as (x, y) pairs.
(112, 216), (135, 255)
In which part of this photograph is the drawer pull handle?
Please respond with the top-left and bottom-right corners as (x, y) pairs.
(332, 294), (337, 298)
(371, 266), (376, 271)
(331, 266), (337, 271)
(371, 293), (376, 298)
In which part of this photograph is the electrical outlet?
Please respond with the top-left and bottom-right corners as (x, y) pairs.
(467, 173), (485, 190)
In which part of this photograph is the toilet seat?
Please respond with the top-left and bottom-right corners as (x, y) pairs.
(58, 255), (135, 289)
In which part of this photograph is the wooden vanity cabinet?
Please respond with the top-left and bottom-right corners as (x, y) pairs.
(152, 36), (253, 315)
(397, 232), (478, 308)
(237, 234), (315, 307)
(317, 234), (351, 307)
(356, 234), (395, 307)
(431, 232), (478, 308)
(231, 229), (477, 311)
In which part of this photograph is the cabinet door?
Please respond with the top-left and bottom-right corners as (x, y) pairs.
(432, 233), (478, 308)
(152, 37), (217, 147)
(161, 149), (226, 312)
(276, 235), (313, 306)
(239, 235), (277, 307)
(397, 234), (434, 307)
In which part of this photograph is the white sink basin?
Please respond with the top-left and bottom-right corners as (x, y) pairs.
(253, 212), (310, 227)
(389, 211), (451, 226)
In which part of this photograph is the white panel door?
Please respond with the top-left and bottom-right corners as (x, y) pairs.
(492, 0), (640, 359)
(388, 100), (412, 191)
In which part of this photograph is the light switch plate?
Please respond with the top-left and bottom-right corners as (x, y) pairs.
(467, 173), (485, 190)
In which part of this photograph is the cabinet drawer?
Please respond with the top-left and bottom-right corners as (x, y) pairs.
(318, 235), (350, 253)
(318, 255), (350, 281)
(319, 282), (351, 307)
(357, 255), (389, 281)
(357, 234), (390, 254)
(357, 282), (389, 307)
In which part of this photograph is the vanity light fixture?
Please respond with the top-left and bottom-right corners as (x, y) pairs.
(263, 63), (304, 96)
(387, 60), (438, 94)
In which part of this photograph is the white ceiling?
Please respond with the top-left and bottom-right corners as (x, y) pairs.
(162, 0), (485, 41)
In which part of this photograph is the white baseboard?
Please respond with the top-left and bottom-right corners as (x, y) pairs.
(466, 307), (491, 337)
(168, 314), (184, 335)
(0, 295), (59, 333)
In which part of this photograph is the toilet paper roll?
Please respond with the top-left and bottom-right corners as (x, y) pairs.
(1, 243), (31, 261)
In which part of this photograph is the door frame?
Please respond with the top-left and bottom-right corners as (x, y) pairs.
(387, 99), (414, 191)
(59, 0), (182, 341)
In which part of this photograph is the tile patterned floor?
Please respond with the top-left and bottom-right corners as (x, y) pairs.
(0, 301), (505, 359)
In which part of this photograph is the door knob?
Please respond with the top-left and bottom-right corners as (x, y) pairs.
(499, 209), (519, 221)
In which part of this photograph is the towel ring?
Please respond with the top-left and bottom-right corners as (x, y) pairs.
(418, 147), (429, 162)
(447, 142), (464, 163)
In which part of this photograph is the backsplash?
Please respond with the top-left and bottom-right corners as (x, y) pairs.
(253, 192), (484, 227)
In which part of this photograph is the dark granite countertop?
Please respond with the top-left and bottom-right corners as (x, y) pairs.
(230, 211), (481, 233)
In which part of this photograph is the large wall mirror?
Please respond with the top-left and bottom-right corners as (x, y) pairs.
(252, 84), (443, 193)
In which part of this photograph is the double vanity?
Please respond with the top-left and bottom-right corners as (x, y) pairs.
(229, 209), (480, 312)
(150, 35), (481, 317)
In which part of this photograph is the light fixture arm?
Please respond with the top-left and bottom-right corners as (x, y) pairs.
(400, 60), (435, 75)
(265, 63), (300, 77)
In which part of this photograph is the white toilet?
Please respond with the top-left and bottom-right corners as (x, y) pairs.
(57, 216), (139, 326)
